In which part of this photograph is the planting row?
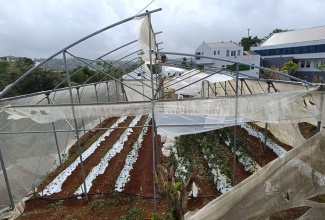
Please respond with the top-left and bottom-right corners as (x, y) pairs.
(164, 123), (287, 196)
(40, 114), (150, 197)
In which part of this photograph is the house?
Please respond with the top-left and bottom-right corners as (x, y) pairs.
(251, 26), (325, 82)
(195, 41), (260, 78)
(0, 56), (17, 64)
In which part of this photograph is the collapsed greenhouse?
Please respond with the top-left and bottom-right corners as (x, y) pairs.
(1, 8), (325, 220)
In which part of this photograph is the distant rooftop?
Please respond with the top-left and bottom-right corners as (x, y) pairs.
(206, 42), (241, 48)
(261, 25), (325, 46)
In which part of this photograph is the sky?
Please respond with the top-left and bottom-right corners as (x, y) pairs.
(1, 0), (325, 60)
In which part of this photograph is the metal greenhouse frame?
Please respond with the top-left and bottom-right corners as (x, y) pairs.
(0, 7), (324, 219)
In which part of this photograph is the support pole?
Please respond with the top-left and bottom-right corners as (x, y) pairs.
(240, 79), (243, 95)
(63, 52), (88, 200)
(263, 82), (271, 156)
(76, 87), (87, 138)
(232, 62), (239, 186)
(225, 81), (227, 96)
(317, 93), (324, 132)
(106, 82), (111, 102)
(94, 84), (102, 125)
(115, 80), (119, 102)
(0, 148), (15, 210)
(45, 93), (62, 166)
(148, 13), (157, 214)
(202, 81), (204, 97)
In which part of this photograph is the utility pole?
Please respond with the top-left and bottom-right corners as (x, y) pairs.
(247, 28), (250, 38)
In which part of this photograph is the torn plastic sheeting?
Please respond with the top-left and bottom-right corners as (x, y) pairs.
(1, 102), (152, 124)
(2, 88), (323, 129)
(155, 114), (247, 136)
(135, 16), (156, 63)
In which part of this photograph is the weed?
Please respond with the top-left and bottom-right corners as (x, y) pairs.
(120, 206), (144, 220)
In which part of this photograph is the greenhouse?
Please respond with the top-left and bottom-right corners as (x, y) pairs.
(1, 8), (324, 220)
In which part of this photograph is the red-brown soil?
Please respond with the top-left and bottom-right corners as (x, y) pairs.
(298, 122), (317, 139)
(16, 119), (310, 220)
(270, 206), (311, 220)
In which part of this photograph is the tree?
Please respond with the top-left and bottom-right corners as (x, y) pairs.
(316, 64), (325, 72)
(239, 36), (262, 51)
(154, 164), (194, 220)
(181, 57), (188, 68)
(282, 61), (298, 74)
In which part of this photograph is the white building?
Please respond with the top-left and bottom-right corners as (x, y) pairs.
(251, 26), (325, 82)
(195, 41), (260, 78)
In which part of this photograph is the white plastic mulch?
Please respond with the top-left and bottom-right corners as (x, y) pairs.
(39, 116), (127, 196)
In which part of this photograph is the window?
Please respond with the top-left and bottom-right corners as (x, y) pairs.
(301, 61), (305, 68)
(251, 64), (255, 69)
(218, 51), (220, 55)
(214, 51), (216, 55)
(321, 60), (325, 65)
(252, 44), (325, 57)
(226, 50), (229, 57)
(231, 50), (236, 56)
(306, 61), (311, 68)
(237, 50), (241, 56)
(195, 52), (201, 60)
(314, 60), (319, 68)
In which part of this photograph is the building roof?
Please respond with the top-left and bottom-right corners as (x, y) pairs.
(261, 25), (325, 46)
(206, 42), (241, 48)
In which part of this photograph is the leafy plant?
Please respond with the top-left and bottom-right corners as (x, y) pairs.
(282, 61), (298, 74)
(120, 206), (144, 220)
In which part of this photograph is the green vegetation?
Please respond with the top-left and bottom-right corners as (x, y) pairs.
(0, 57), (143, 98)
(316, 63), (325, 72)
(240, 36), (262, 51)
(282, 61), (298, 74)
(0, 58), (65, 97)
(170, 128), (255, 188)
(91, 190), (137, 219)
(119, 206), (144, 220)
(170, 131), (232, 186)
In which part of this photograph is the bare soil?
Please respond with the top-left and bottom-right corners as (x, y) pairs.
(298, 122), (317, 139)
(270, 206), (311, 220)
(16, 119), (314, 220)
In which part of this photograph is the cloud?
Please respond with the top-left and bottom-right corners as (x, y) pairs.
(1, 0), (325, 59)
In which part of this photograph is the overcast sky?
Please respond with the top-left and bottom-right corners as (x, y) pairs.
(1, 0), (325, 60)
